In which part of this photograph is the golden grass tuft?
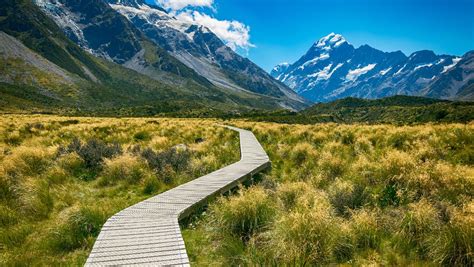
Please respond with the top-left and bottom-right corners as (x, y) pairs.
(212, 186), (275, 239)
(99, 154), (150, 186)
(3, 146), (53, 179)
(267, 193), (337, 265)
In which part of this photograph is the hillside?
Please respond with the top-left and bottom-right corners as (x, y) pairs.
(107, 0), (305, 106)
(243, 95), (474, 124)
(0, 0), (306, 115)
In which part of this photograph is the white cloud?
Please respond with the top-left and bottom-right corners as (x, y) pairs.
(175, 10), (254, 51)
(157, 0), (214, 10)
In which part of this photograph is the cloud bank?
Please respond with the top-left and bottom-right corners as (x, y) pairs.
(157, 0), (254, 51)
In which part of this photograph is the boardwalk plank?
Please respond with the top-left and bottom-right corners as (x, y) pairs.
(85, 126), (270, 266)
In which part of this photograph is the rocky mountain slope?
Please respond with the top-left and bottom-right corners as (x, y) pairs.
(34, 0), (211, 85)
(423, 51), (474, 101)
(33, 0), (307, 110)
(106, 0), (305, 107)
(272, 33), (473, 102)
(0, 0), (305, 114)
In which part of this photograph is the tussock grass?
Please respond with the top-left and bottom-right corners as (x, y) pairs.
(0, 115), (240, 265)
(212, 186), (275, 240)
(185, 121), (474, 265)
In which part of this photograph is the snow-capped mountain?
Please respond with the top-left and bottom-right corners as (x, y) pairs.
(271, 33), (471, 102)
(423, 51), (474, 101)
(34, 0), (306, 109)
(107, 0), (304, 105)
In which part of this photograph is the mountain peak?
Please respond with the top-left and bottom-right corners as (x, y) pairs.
(314, 33), (347, 50)
(408, 50), (438, 64)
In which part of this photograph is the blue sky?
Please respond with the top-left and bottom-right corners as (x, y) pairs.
(150, 0), (474, 72)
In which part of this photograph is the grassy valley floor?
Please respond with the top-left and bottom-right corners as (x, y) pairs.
(0, 116), (240, 265)
(183, 121), (474, 266)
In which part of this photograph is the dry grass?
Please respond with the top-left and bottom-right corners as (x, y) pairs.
(0, 115), (240, 265)
(184, 121), (474, 265)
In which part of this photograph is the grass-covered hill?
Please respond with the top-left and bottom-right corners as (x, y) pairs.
(241, 95), (474, 124)
(0, 0), (302, 116)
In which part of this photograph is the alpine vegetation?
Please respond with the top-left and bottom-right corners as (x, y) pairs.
(0, 116), (239, 265)
(183, 121), (474, 266)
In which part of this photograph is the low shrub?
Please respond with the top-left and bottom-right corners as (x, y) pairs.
(17, 179), (54, 219)
(0, 223), (32, 249)
(45, 166), (69, 185)
(133, 131), (151, 141)
(397, 199), (440, 255)
(289, 142), (317, 166)
(2, 147), (52, 179)
(0, 204), (18, 227)
(57, 153), (85, 177)
(328, 179), (368, 216)
(140, 147), (191, 174)
(276, 182), (314, 211)
(318, 151), (345, 180)
(59, 138), (122, 171)
(142, 175), (161, 194)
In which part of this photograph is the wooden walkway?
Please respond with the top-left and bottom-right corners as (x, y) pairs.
(85, 126), (270, 266)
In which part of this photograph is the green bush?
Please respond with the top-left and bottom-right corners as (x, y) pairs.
(142, 175), (161, 194)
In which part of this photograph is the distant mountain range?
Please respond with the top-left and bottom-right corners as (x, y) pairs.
(0, 0), (307, 115)
(271, 33), (474, 102)
(1, 1), (472, 115)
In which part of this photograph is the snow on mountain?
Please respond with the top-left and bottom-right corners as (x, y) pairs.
(33, 0), (307, 109)
(271, 33), (469, 102)
(107, 0), (307, 107)
(271, 63), (290, 80)
(442, 57), (462, 73)
(346, 64), (377, 81)
(424, 52), (474, 100)
(315, 33), (348, 50)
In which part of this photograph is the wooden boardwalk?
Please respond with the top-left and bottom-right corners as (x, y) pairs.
(85, 126), (270, 266)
